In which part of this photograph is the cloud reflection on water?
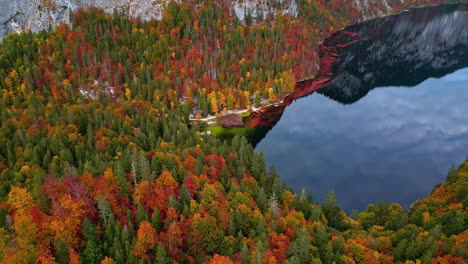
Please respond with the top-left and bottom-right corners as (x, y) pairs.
(256, 68), (468, 212)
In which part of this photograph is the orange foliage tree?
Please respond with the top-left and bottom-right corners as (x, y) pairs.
(133, 221), (158, 260)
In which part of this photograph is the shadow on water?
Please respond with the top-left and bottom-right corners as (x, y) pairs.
(247, 3), (468, 148)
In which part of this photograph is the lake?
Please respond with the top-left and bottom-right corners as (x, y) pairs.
(251, 4), (468, 212)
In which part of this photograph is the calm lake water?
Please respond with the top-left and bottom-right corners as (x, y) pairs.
(253, 4), (468, 212)
(256, 68), (468, 212)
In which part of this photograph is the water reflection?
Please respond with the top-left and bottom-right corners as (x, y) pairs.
(248, 3), (468, 134)
(317, 3), (468, 104)
(251, 3), (468, 212)
(256, 68), (468, 212)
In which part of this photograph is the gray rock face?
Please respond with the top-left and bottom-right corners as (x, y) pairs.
(0, 0), (74, 40)
(0, 0), (304, 41)
(0, 0), (171, 40)
(0, 1), (17, 25)
(0, 0), (399, 41)
(0, 0), (19, 39)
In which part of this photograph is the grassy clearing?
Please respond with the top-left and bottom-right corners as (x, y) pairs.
(238, 111), (251, 118)
(202, 124), (252, 138)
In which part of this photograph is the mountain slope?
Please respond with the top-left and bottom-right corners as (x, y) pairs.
(1, 0), (298, 40)
(0, 0), (454, 41)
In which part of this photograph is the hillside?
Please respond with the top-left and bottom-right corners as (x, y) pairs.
(0, 0), (415, 41)
(0, 1), (466, 263)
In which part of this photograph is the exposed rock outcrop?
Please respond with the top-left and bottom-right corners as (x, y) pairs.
(0, 0), (302, 41)
(0, 0), (417, 41)
(0, 0), (176, 40)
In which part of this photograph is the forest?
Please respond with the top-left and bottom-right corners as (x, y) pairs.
(0, 0), (466, 263)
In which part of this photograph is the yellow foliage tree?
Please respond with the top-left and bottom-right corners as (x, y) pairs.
(0, 228), (9, 261)
(7, 186), (34, 214)
(8, 210), (39, 263)
(211, 96), (218, 114)
(133, 180), (151, 205)
(6, 187), (40, 263)
(125, 88), (132, 100)
(268, 88), (278, 102)
(103, 168), (117, 184)
(5, 70), (19, 89)
(244, 91), (251, 108)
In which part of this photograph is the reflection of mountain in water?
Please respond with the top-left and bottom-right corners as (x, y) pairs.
(318, 3), (468, 104)
(247, 3), (468, 146)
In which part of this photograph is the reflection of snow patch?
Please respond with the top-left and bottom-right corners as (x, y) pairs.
(363, 73), (373, 81)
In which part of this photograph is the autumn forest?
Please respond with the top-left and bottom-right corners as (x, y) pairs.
(0, 0), (466, 263)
